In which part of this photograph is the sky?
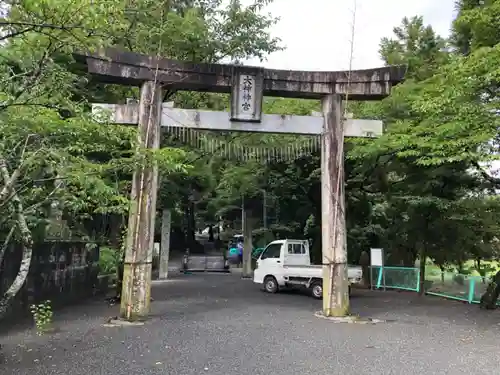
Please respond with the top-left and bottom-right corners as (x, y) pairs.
(244, 0), (458, 71)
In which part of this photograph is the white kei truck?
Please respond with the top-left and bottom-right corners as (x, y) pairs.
(253, 239), (363, 299)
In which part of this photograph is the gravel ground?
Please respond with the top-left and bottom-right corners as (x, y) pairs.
(1, 273), (500, 375)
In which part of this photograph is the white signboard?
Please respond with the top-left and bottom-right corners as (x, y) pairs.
(237, 74), (256, 120)
(370, 248), (384, 267)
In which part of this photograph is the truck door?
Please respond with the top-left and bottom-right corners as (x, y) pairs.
(255, 242), (283, 281)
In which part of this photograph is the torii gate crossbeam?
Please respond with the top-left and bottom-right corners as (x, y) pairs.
(76, 49), (405, 321)
(93, 104), (382, 137)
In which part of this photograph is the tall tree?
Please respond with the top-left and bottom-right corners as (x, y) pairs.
(350, 14), (500, 276)
(379, 16), (448, 80)
(451, 0), (500, 55)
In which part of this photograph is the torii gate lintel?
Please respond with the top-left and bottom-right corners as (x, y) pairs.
(75, 48), (405, 100)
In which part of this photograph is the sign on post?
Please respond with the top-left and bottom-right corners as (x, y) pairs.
(370, 248), (385, 290)
(370, 248), (383, 267)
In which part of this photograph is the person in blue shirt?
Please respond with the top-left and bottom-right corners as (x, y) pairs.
(237, 241), (243, 266)
(227, 241), (238, 264)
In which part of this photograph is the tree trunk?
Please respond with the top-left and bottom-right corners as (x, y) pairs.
(0, 226), (15, 268)
(0, 243), (33, 318)
(0, 159), (34, 319)
(476, 257), (486, 283)
(116, 252), (125, 299)
(418, 246), (426, 295)
(359, 251), (370, 287)
(208, 225), (214, 242)
(400, 247), (417, 267)
(187, 200), (196, 249)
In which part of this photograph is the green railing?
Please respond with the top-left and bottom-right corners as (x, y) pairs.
(470, 276), (493, 304)
(425, 271), (474, 302)
(425, 271), (500, 305)
(370, 266), (420, 292)
(371, 266), (500, 306)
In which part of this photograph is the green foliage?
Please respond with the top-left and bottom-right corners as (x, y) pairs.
(452, 0), (500, 54)
(98, 246), (120, 275)
(379, 16), (448, 80)
(345, 11), (500, 269)
(30, 300), (53, 335)
(0, 0), (281, 231)
(111, 0), (282, 62)
(354, 47), (500, 167)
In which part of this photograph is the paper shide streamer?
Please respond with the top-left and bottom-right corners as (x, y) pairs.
(162, 126), (321, 163)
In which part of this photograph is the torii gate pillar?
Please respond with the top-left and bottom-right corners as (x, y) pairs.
(121, 81), (163, 321)
(78, 49), (405, 320)
(321, 94), (348, 316)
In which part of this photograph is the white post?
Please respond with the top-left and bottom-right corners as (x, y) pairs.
(242, 209), (253, 278)
(159, 209), (171, 279)
(263, 190), (267, 229)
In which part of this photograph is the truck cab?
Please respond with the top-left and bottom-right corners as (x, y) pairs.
(254, 239), (310, 282)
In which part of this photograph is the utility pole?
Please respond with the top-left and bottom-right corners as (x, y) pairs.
(321, 94), (349, 317)
(120, 81), (162, 321)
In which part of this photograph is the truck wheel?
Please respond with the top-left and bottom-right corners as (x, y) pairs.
(264, 276), (279, 293)
(311, 281), (323, 299)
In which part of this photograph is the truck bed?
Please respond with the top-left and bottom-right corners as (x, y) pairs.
(284, 264), (363, 281)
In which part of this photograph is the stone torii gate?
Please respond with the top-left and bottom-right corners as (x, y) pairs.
(77, 49), (405, 321)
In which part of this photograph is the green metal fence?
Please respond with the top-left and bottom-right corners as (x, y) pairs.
(370, 266), (500, 306)
(425, 271), (500, 305)
(370, 266), (420, 292)
(470, 276), (492, 304)
(424, 270), (474, 302)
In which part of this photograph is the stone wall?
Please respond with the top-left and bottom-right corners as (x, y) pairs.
(0, 240), (106, 322)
